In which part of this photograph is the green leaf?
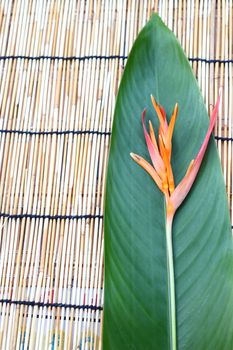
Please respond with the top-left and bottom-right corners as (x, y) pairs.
(103, 14), (233, 350)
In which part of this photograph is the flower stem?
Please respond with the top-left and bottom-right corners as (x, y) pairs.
(166, 214), (177, 350)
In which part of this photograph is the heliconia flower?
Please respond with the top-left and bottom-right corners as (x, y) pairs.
(130, 93), (221, 220)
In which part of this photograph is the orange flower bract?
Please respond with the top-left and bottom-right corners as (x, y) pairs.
(130, 94), (221, 220)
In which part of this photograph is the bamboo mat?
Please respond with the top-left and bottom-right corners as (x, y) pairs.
(0, 1), (232, 349)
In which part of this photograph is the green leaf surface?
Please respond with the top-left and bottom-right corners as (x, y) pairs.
(103, 14), (233, 350)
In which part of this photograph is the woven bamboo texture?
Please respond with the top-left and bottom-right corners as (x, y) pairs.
(0, 1), (232, 349)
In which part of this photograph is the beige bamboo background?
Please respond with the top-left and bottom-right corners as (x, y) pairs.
(0, 1), (232, 349)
